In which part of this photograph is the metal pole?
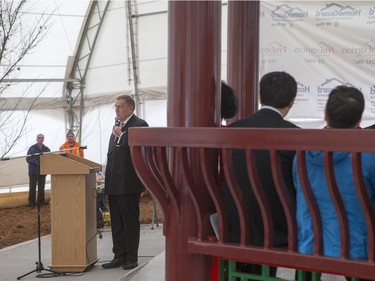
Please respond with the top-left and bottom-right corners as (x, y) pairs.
(126, 0), (141, 116)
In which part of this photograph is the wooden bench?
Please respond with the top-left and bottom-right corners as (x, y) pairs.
(129, 127), (375, 281)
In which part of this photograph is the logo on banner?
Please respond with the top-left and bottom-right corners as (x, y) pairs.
(341, 40), (375, 65)
(368, 85), (375, 113)
(370, 85), (375, 95)
(316, 78), (356, 111)
(318, 78), (354, 94)
(261, 41), (286, 64)
(368, 6), (375, 24)
(342, 40), (375, 55)
(297, 82), (311, 94)
(315, 3), (362, 21)
(295, 82), (311, 104)
(271, 4), (308, 22)
(295, 42), (334, 64)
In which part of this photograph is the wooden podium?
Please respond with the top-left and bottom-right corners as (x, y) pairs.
(40, 152), (102, 273)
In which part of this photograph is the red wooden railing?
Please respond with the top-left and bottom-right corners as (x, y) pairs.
(129, 127), (375, 281)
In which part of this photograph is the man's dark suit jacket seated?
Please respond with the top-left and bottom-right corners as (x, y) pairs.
(223, 108), (299, 247)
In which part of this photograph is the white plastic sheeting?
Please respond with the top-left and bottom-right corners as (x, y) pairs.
(80, 1), (168, 165)
(0, 0), (91, 166)
(1, 0), (169, 168)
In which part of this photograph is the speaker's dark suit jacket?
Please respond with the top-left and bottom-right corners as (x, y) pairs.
(104, 114), (149, 263)
(105, 114), (148, 195)
(223, 108), (299, 247)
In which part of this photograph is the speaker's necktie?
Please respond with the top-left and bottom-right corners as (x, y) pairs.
(114, 123), (124, 143)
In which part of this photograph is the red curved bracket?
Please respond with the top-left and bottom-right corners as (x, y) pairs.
(270, 150), (297, 252)
(352, 153), (375, 261)
(296, 151), (323, 255)
(323, 152), (349, 259)
(199, 147), (228, 242)
(156, 147), (181, 221)
(246, 149), (273, 249)
(222, 148), (251, 246)
(131, 146), (169, 224)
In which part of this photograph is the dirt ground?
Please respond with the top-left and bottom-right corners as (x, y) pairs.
(0, 194), (162, 250)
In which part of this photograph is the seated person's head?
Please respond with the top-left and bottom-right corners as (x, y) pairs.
(259, 71), (297, 109)
(325, 86), (364, 129)
(221, 81), (238, 120)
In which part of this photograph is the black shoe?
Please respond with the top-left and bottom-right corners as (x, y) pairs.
(102, 258), (126, 269)
(122, 261), (138, 270)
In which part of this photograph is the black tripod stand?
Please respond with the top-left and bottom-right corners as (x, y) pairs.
(17, 199), (58, 279)
(17, 155), (59, 280)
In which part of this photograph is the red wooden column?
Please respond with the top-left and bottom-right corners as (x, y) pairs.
(227, 0), (260, 121)
(167, 1), (221, 281)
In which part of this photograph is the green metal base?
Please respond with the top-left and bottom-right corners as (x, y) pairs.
(219, 260), (360, 281)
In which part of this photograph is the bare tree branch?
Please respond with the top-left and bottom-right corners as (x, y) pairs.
(0, 0), (51, 159)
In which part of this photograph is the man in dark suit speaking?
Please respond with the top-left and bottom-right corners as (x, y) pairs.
(223, 71), (299, 275)
(102, 95), (149, 270)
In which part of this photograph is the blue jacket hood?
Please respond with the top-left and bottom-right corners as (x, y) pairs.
(306, 151), (349, 166)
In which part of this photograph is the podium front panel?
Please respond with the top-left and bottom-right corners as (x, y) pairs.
(50, 173), (97, 272)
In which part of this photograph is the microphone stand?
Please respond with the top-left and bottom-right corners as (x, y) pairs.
(17, 197), (60, 279)
(1, 146), (88, 162)
(16, 154), (60, 279)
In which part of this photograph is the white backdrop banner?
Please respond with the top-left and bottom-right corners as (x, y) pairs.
(260, 1), (375, 127)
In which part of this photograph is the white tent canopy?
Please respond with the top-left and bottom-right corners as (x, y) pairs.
(1, 0), (169, 167)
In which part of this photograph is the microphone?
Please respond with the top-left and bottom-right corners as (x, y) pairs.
(79, 145), (88, 150)
(115, 117), (121, 126)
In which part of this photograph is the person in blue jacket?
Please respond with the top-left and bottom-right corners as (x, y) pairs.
(26, 134), (51, 207)
(293, 86), (375, 280)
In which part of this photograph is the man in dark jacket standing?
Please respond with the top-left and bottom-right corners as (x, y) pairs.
(26, 134), (51, 208)
(102, 95), (148, 270)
